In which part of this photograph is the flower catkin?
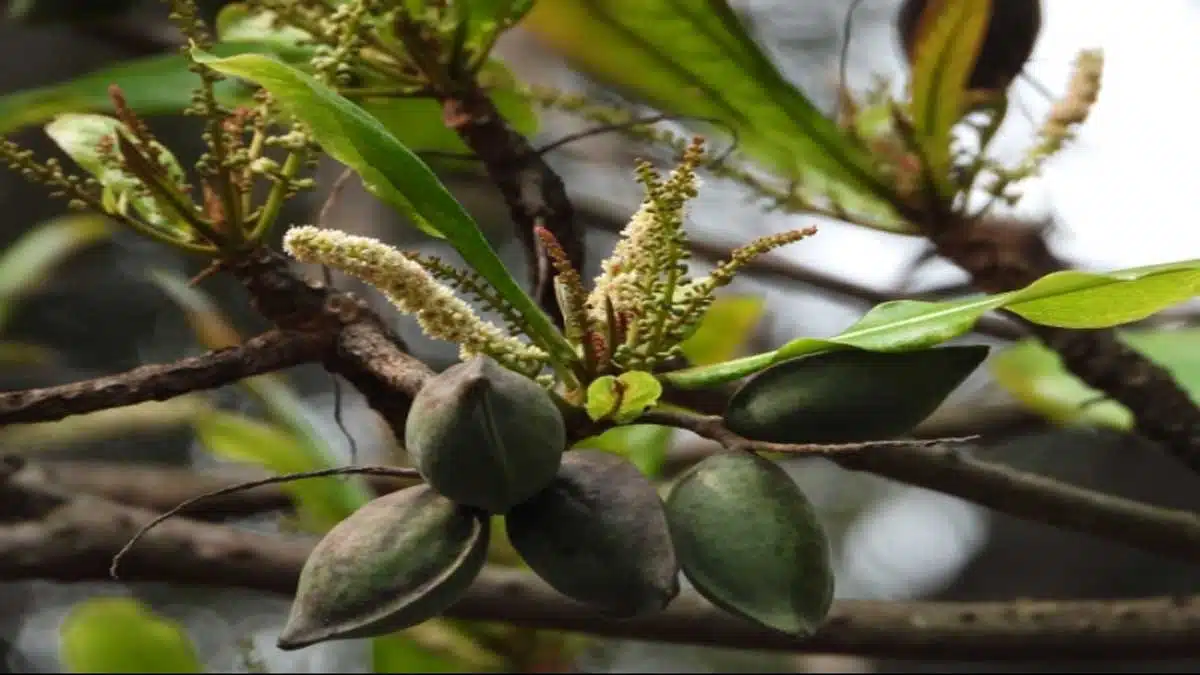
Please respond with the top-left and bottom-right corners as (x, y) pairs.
(283, 226), (547, 371)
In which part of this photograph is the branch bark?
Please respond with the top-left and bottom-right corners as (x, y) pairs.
(931, 217), (1200, 474)
(643, 410), (1200, 564)
(0, 330), (329, 425)
(2, 465), (1197, 661)
(18, 460), (418, 520)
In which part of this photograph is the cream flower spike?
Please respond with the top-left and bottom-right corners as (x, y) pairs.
(283, 226), (547, 372)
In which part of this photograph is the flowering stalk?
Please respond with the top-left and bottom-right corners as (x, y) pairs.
(283, 226), (549, 376)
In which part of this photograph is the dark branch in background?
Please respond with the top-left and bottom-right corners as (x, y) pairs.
(389, 16), (583, 325)
(0, 330), (330, 425)
(931, 218), (1200, 473)
(19, 459), (420, 520)
(644, 409), (1200, 564)
(2, 463), (1197, 661)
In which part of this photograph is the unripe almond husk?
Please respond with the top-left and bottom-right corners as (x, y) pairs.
(278, 484), (490, 650)
(405, 356), (566, 514)
(507, 449), (680, 617)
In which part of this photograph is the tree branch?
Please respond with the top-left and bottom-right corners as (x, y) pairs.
(17, 460), (418, 520)
(931, 217), (1200, 474)
(0, 330), (329, 426)
(2, 465), (1197, 661)
(643, 410), (1200, 564)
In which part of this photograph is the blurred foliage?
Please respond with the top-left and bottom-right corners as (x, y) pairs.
(991, 328), (1200, 430)
(59, 598), (204, 674)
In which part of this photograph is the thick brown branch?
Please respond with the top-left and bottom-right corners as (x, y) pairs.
(932, 218), (1200, 473)
(1, 471), (1198, 661)
(0, 330), (329, 426)
(644, 410), (1200, 564)
(228, 248), (433, 436)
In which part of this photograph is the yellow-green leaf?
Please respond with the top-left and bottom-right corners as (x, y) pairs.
(908, 0), (991, 188)
(192, 410), (358, 530)
(679, 295), (765, 366)
(991, 329), (1200, 431)
(664, 258), (1200, 389)
(585, 371), (663, 423)
(60, 598), (203, 674)
(0, 214), (112, 331)
(578, 423), (673, 477)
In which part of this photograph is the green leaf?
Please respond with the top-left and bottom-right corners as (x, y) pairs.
(908, 0), (991, 188)
(372, 634), (474, 674)
(59, 598), (203, 674)
(0, 214), (112, 331)
(991, 329), (1200, 430)
(724, 346), (989, 443)
(664, 258), (1200, 389)
(679, 295), (765, 366)
(586, 375), (621, 421)
(215, 3), (316, 58)
(192, 410), (358, 530)
(44, 114), (194, 239)
(578, 423), (673, 477)
(585, 371), (664, 423)
(522, 0), (907, 232)
(192, 49), (576, 366)
(0, 42), (281, 136)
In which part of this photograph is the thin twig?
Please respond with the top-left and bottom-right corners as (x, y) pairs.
(109, 465), (422, 579)
(644, 408), (1200, 564)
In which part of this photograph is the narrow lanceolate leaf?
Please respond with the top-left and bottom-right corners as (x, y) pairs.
(192, 49), (576, 365)
(991, 329), (1200, 431)
(192, 410), (361, 531)
(0, 42), (280, 135)
(0, 214), (112, 331)
(908, 0), (992, 191)
(522, 0), (908, 233)
(664, 259), (1200, 389)
(59, 598), (204, 674)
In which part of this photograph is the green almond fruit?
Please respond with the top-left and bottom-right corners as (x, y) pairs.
(506, 449), (680, 617)
(277, 484), (489, 650)
(405, 356), (566, 514)
(724, 346), (988, 444)
(666, 451), (834, 636)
